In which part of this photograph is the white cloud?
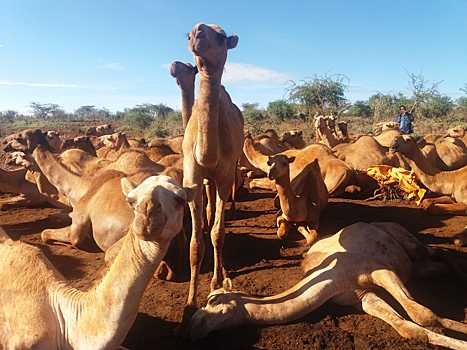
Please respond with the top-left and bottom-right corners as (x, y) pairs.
(0, 80), (82, 88)
(104, 62), (125, 71)
(223, 63), (294, 84)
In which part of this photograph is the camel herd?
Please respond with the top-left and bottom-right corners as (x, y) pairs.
(1, 23), (467, 349)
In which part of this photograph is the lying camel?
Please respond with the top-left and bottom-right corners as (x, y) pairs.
(267, 155), (328, 245)
(0, 175), (195, 349)
(418, 134), (467, 170)
(148, 135), (184, 154)
(389, 134), (467, 215)
(61, 136), (97, 156)
(188, 222), (467, 350)
(85, 123), (114, 136)
(279, 130), (306, 149)
(244, 137), (373, 198)
(2, 128), (50, 154)
(332, 135), (409, 171)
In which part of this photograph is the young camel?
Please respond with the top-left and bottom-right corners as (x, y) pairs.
(0, 175), (195, 350)
(176, 23), (245, 331)
(267, 155), (328, 245)
(389, 134), (467, 215)
(188, 222), (467, 350)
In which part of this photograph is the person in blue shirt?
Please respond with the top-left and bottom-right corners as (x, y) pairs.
(395, 105), (414, 134)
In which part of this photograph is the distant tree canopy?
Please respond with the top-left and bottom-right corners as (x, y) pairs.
(29, 102), (64, 119)
(286, 73), (350, 119)
(267, 99), (297, 120)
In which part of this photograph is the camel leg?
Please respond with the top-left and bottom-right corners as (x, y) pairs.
(0, 195), (47, 210)
(371, 268), (467, 336)
(359, 292), (467, 350)
(41, 212), (91, 247)
(277, 215), (292, 240)
(204, 180), (216, 230)
(210, 180), (231, 291)
(453, 226), (467, 246)
(296, 225), (318, 245)
(176, 183), (205, 336)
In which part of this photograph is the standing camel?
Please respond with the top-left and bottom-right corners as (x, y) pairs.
(188, 222), (467, 350)
(177, 23), (244, 332)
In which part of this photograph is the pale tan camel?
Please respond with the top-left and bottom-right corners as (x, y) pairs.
(374, 121), (400, 135)
(176, 23), (245, 331)
(4, 151), (72, 210)
(188, 222), (467, 350)
(279, 130), (306, 149)
(2, 128), (50, 154)
(417, 134), (467, 170)
(31, 145), (186, 279)
(0, 175), (195, 350)
(332, 135), (410, 171)
(446, 125), (467, 144)
(267, 155), (328, 245)
(315, 115), (342, 148)
(148, 135), (184, 154)
(170, 61), (198, 129)
(244, 137), (374, 198)
(373, 129), (403, 147)
(389, 134), (467, 215)
(61, 136), (97, 156)
(85, 123), (115, 136)
(99, 132), (174, 164)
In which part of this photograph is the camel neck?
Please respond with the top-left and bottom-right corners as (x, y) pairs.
(243, 269), (341, 325)
(57, 228), (170, 348)
(194, 73), (221, 168)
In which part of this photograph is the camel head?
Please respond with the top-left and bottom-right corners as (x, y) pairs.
(389, 134), (416, 155)
(188, 23), (238, 71)
(188, 278), (247, 341)
(2, 129), (47, 153)
(121, 175), (196, 242)
(314, 115), (326, 129)
(445, 125), (467, 139)
(267, 154), (295, 180)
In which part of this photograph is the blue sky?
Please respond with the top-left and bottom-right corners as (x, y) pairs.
(1, 0), (466, 115)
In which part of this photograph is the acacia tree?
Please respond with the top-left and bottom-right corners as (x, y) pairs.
(266, 99), (296, 120)
(286, 73), (350, 119)
(29, 102), (62, 119)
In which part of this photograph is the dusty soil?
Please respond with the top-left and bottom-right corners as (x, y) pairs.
(1, 184), (467, 350)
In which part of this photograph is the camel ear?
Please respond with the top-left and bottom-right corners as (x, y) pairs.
(267, 156), (273, 166)
(227, 34), (239, 49)
(223, 278), (233, 292)
(183, 184), (198, 202)
(121, 177), (138, 197)
(287, 156), (296, 164)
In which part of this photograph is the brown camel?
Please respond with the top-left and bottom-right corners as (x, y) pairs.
(417, 133), (467, 170)
(0, 175), (195, 349)
(315, 115), (342, 148)
(389, 134), (467, 216)
(170, 61), (198, 129)
(332, 135), (409, 171)
(148, 135), (184, 154)
(267, 155), (328, 245)
(176, 23), (245, 332)
(279, 130), (306, 149)
(244, 137), (373, 198)
(188, 222), (467, 350)
(61, 136), (97, 156)
(85, 123), (115, 136)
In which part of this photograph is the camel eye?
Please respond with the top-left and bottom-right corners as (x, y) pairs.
(126, 197), (137, 207)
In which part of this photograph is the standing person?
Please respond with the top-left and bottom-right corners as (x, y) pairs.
(395, 105), (414, 134)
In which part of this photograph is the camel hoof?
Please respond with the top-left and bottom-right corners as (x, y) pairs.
(277, 217), (290, 240)
(305, 231), (318, 246)
(453, 231), (467, 247)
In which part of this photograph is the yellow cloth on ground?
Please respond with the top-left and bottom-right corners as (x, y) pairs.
(367, 165), (426, 205)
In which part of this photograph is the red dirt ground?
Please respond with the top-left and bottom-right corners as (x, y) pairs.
(1, 183), (467, 349)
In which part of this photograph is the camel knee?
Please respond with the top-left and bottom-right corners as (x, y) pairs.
(405, 301), (439, 328)
(277, 216), (292, 240)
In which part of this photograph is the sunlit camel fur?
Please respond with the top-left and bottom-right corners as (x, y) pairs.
(170, 61), (198, 129)
(267, 155), (328, 245)
(148, 135), (184, 154)
(176, 23), (244, 332)
(244, 137), (372, 198)
(85, 123), (115, 137)
(61, 136), (97, 156)
(389, 134), (467, 215)
(188, 222), (467, 350)
(0, 175), (195, 350)
(417, 133), (467, 171)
